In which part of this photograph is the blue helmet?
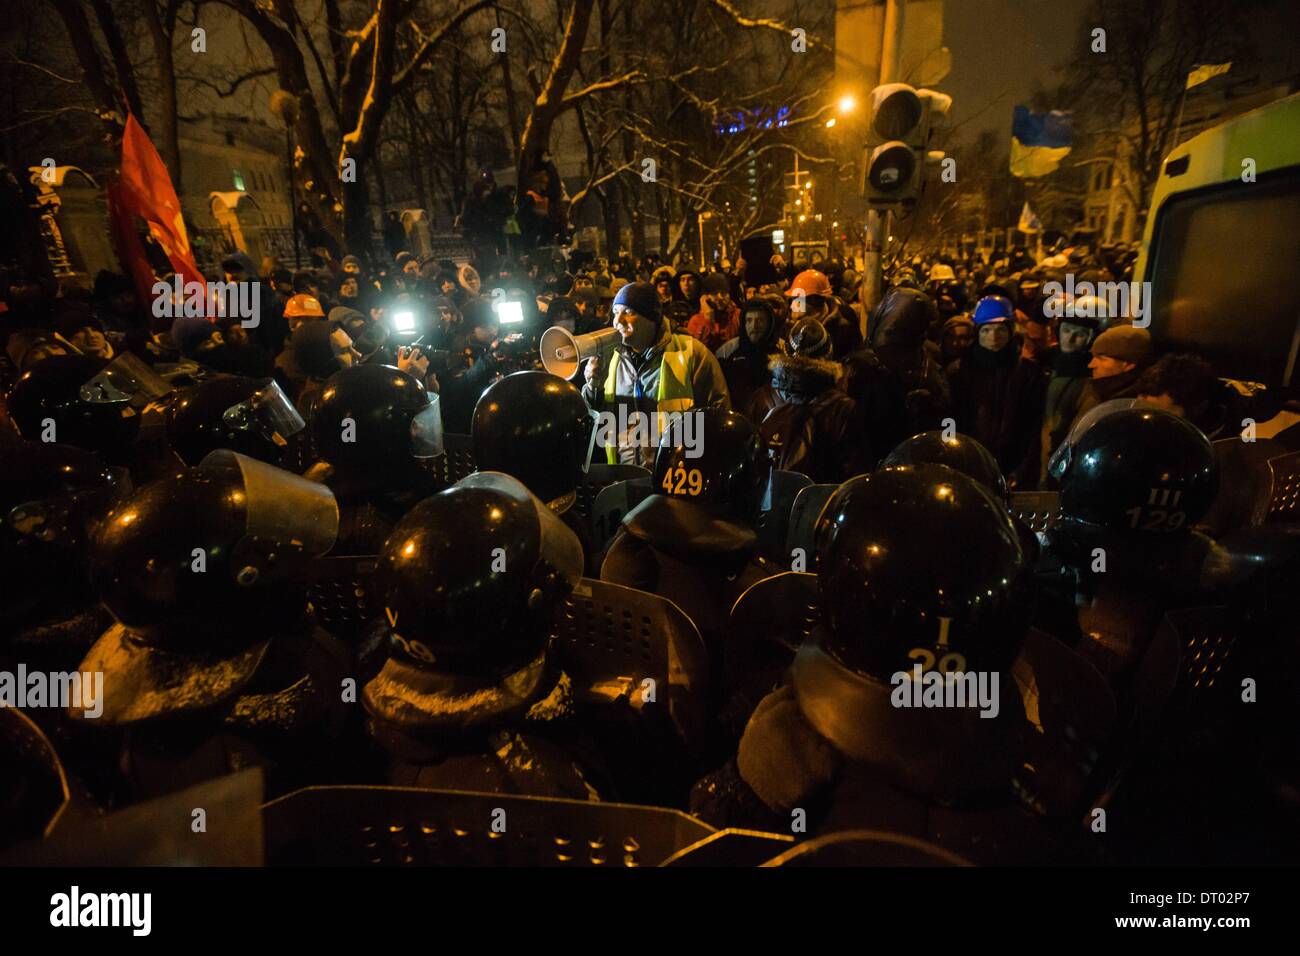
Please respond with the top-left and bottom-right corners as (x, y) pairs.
(972, 295), (1015, 325)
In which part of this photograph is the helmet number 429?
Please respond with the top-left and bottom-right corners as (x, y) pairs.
(662, 466), (703, 496)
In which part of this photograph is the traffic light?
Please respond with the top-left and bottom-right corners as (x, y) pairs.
(862, 82), (952, 205)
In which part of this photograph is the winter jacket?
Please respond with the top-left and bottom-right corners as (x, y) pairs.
(717, 314), (783, 421)
(946, 343), (1020, 461)
(1040, 519), (1228, 697)
(824, 301), (864, 358)
(363, 651), (605, 800)
(685, 305), (740, 353)
(758, 352), (869, 483)
(1002, 354), (1050, 488)
(1040, 349), (1092, 486)
(436, 345), (501, 434)
(1072, 367), (1146, 432)
(581, 320), (730, 467)
(600, 499), (778, 660)
(843, 288), (950, 461)
(690, 637), (1103, 863)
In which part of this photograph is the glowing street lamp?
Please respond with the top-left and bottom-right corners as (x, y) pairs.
(838, 94), (857, 114)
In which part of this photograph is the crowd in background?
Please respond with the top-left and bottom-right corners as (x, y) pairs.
(0, 222), (1225, 492)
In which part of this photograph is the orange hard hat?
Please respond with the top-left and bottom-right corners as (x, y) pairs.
(786, 269), (833, 299)
(285, 294), (325, 318)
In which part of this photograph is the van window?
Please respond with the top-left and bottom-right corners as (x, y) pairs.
(1147, 169), (1300, 389)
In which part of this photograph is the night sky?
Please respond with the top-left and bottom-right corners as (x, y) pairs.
(942, 0), (1089, 142)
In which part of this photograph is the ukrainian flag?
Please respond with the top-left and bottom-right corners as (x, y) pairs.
(1010, 106), (1073, 178)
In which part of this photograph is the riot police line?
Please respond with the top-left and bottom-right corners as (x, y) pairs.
(0, 320), (1298, 872)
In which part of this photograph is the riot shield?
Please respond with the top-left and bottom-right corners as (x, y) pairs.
(574, 463), (650, 525)
(3, 767), (264, 865)
(420, 431), (477, 487)
(262, 785), (716, 866)
(756, 469), (812, 561)
(590, 476), (654, 551)
(784, 483), (838, 561)
(552, 577), (709, 747)
(1009, 490), (1060, 534)
(760, 829), (972, 867)
(1261, 449), (1300, 526)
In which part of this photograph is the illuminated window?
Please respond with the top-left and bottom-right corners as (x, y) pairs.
(233, 169), (246, 191)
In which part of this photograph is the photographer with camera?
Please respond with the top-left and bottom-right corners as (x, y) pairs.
(431, 296), (507, 433)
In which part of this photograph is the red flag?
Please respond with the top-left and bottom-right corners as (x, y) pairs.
(105, 179), (158, 319)
(117, 114), (203, 289)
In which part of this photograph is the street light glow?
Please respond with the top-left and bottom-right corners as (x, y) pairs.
(838, 94), (857, 114)
(825, 117), (837, 128)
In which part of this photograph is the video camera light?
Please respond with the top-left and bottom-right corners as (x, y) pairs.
(494, 299), (525, 326)
(392, 309), (418, 334)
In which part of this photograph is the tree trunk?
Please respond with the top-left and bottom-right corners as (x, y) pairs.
(496, 6), (522, 155)
(342, 172), (372, 260)
(140, 0), (182, 193)
(50, 0), (122, 139)
(600, 187), (620, 256)
(91, 0), (145, 121)
(516, 0), (596, 190)
(236, 2), (344, 249)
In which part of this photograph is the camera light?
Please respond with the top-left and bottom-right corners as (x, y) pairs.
(393, 310), (416, 333)
(495, 300), (525, 325)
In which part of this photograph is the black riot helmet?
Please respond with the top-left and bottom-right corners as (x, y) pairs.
(1057, 407), (1218, 533)
(5, 354), (144, 457)
(471, 371), (596, 510)
(88, 450), (339, 647)
(624, 407), (766, 555)
(374, 472), (583, 678)
(882, 430), (1009, 502)
(0, 708), (68, 851)
(0, 440), (131, 626)
(166, 376), (305, 466)
(309, 364), (443, 490)
(814, 464), (1028, 680)
(651, 408), (765, 522)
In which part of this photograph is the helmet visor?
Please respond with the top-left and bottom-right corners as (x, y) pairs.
(409, 393), (445, 458)
(581, 409), (600, 474)
(79, 352), (173, 407)
(1048, 397), (1140, 482)
(458, 471), (584, 586)
(199, 449), (339, 558)
(221, 378), (305, 447)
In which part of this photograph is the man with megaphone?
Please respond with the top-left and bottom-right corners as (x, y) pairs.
(575, 281), (730, 467)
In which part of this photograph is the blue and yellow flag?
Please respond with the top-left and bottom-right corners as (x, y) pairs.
(1010, 106), (1073, 178)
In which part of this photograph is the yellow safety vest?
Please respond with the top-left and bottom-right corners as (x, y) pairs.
(602, 333), (698, 463)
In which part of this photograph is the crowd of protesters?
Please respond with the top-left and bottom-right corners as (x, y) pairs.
(0, 215), (1227, 494)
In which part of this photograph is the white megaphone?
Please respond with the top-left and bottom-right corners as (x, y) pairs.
(539, 325), (620, 380)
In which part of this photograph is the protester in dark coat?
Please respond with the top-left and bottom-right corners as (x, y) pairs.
(947, 296), (1020, 460)
(717, 297), (784, 419)
(843, 287), (950, 463)
(756, 319), (869, 483)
